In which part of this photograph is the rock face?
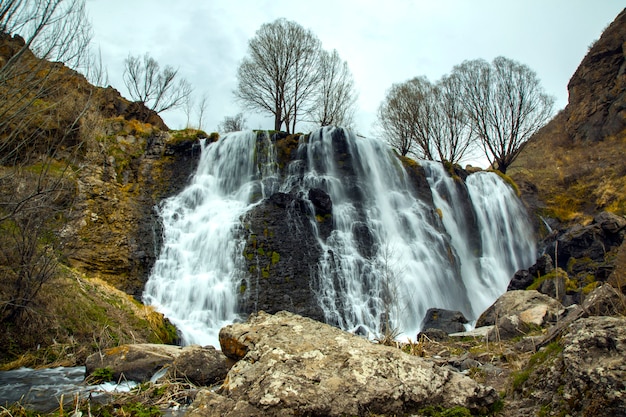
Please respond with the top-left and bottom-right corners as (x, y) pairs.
(85, 343), (231, 385)
(67, 126), (202, 296)
(186, 311), (498, 417)
(565, 8), (626, 143)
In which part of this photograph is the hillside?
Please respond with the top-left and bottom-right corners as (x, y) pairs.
(509, 8), (626, 226)
(0, 32), (203, 365)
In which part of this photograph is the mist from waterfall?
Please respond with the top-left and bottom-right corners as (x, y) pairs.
(144, 127), (536, 345)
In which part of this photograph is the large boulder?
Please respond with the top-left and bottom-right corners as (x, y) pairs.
(511, 316), (626, 416)
(187, 311), (499, 417)
(477, 290), (563, 340)
(85, 344), (231, 385)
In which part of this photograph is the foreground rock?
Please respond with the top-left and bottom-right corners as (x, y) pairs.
(85, 344), (231, 385)
(187, 311), (498, 417)
(510, 316), (626, 416)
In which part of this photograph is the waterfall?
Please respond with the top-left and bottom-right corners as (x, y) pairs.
(143, 131), (275, 347)
(423, 162), (536, 323)
(144, 127), (536, 345)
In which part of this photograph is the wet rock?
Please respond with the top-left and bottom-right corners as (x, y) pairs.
(86, 344), (184, 382)
(168, 345), (233, 386)
(308, 187), (332, 215)
(85, 344), (232, 385)
(191, 311), (499, 417)
(420, 308), (468, 334)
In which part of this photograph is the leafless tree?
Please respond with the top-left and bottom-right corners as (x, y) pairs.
(123, 53), (192, 114)
(430, 74), (475, 164)
(453, 56), (554, 173)
(235, 18), (322, 133)
(310, 49), (358, 129)
(197, 92), (208, 130)
(0, 0), (92, 321)
(377, 77), (435, 158)
(218, 112), (247, 133)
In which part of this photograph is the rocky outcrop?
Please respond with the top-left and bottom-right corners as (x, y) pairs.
(85, 343), (231, 385)
(510, 316), (626, 416)
(185, 311), (499, 417)
(67, 126), (202, 296)
(565, 8), (626, 143)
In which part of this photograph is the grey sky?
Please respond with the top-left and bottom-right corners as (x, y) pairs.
(86, 0), (623, 152)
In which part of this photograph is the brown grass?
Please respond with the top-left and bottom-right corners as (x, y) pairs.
(509, 116), (626, 225)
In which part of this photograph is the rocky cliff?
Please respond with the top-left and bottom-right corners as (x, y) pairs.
(509, 8), (626, 304)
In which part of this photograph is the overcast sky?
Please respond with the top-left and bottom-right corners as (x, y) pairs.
(86, 1), (623, 148)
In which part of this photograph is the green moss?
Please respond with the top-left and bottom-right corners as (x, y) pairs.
(90, 366), (114, 383)
(271, 251), (280, 264)
(257, 247), (266, 256)
(417, 405), (472, 417)
(240, 284), (247, 294)
(527, 268), (567, 291)
(491, 169), (521, 197)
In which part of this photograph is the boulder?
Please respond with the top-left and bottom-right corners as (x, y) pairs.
(420, 308), (468, 334)
(512, 316), (626, 416)
(582, 283), (626, 316)
(594, 211), (626, 235)
(168, 345), (234, 386)
(85, 344), (232, 385)
(86, 344), (183, 382)
(477, 290), (562, 327)
(477, 290), (563, 341)
(187, 311), (499, 417)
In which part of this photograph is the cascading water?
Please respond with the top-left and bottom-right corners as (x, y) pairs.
(143, 131), (277, 347)
(423, 162), (536, 322)
(144, 126), (536, 345)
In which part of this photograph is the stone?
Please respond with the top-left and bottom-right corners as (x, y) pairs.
(595, 211), (626, 235)
(582, 283), (626, 316)
(307, 187), (332, 215)
(477, 290), (562, 328)
(85, 343), (184, 382)
(512, 316), (626, 416)
(187, 311), (499, 417)
(420, 308), (468, 334)
(418, 328), (449, 342)
(85, 344), (232, 385)
(168, 345), (234, 386)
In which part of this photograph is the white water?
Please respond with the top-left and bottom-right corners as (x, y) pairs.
(144, 127), (536, 345)
(424, 162), (536, 322)
(143, 131), (275, 347)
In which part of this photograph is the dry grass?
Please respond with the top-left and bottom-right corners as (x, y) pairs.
(509, 120), (626, 225)
(0, 267), (177, 369)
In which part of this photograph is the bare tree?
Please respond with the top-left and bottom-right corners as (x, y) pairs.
(218, 112), (247, 133)
(310, 49), (358, 128)
(0, 0), (92, 321)
(430, 74), (475, 164)
(197, 92), (208, 130)
(377, 77), (435, 158)
(235, 18), (322, 133)
(453, 56), (554, 173)
(123, 53), (192, 114)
